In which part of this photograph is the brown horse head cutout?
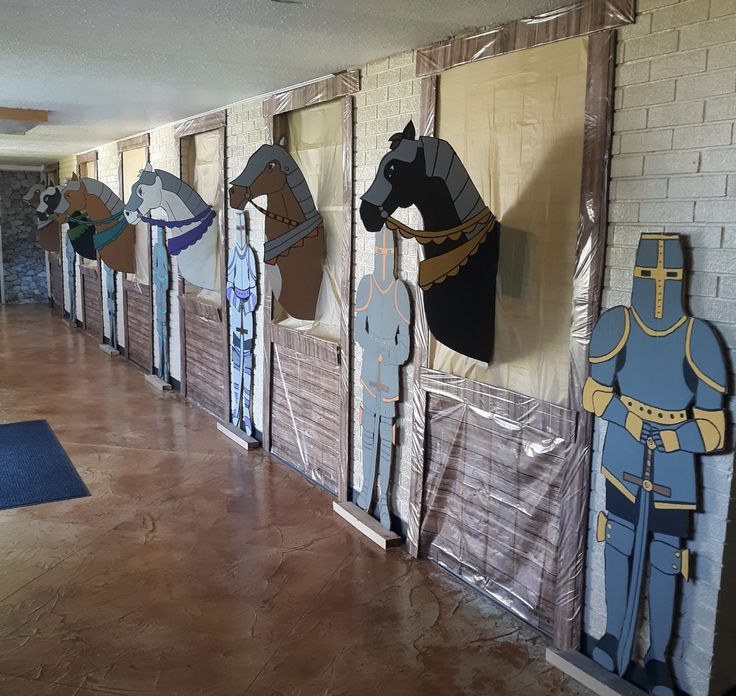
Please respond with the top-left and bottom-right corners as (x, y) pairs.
(230, 140), (325, 321)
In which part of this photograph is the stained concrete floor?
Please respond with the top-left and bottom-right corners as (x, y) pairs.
(0, 304), (592, 696)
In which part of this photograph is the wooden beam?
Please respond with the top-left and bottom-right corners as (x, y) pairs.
(0, 107), (48, 122)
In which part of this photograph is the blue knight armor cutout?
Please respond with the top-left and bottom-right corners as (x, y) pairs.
(583, 234), (728, 696)
(227, 212), (258, 436)
(152, 226), (170, 383)
(104, 264), (117, 348)
(354, 227), (412, 530)
(65, 232), (76, 324)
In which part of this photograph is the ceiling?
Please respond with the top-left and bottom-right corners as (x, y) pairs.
(0, 0), (563, 167)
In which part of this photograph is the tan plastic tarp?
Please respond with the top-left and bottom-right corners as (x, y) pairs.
(181, 129), (222, 302)
(272, 98), (343, 342)
(121, 147), (150, 284)
(431, 36), (588, 407)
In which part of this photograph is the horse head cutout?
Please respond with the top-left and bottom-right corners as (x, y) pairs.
(62, 177), (136, 273)
(361, 120), (500, 363)
(229, 142), (325, 321)
(124, 164), (219, 290)
(23, 182), (61, 253)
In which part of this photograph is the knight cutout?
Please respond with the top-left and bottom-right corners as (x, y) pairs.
(583, 233), (728, 696)
(354, 227), (411, 529)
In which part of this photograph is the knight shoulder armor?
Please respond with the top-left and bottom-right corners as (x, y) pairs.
(685, 318), (727, 396)
(589, 305), (630, 365)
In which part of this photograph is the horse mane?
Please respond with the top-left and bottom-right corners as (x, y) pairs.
(80, 177), (124, 215)
(419, 136), (485, 224)
(156, 170), (208, 215)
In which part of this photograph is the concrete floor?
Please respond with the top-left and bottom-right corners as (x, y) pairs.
(0, 304), (591, 696)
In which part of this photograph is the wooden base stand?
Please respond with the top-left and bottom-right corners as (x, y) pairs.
(217, 421), (260, 451)
(144, 373), (172, 391)
(98, 344), (120, 357)
(546, 649), (647, 696)
(332, 501), (403, 550)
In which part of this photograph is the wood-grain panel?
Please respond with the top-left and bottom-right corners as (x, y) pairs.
(183, 307), (226, 418)
(49, 253), (63, 318)
(419, 393), (569, 637)
(270, 343), (340, 494)
(123, 280), (152, 371)
(80, 266), (102, 341)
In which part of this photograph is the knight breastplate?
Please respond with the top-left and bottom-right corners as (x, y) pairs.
(616, 316), (693, 414)
(359, 277), (402, 407)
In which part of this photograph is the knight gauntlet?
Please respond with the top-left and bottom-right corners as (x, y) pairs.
(583, 377), (644, 442)
(651, 408), (726, 453)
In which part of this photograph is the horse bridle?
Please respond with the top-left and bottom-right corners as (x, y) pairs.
(377, 205), (497, 290)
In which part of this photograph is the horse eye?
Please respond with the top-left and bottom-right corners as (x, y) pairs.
(138, 187), (144, 196)
(386, 163), (396, 179)
(268, 162), (276, 170)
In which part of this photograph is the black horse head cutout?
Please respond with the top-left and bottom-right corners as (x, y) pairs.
(360, 121), (500, 363)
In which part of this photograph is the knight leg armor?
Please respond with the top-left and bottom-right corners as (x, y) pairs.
(231, 330), (243, 426)
(592, 510), (635, 673)
(241, 338), (254, 436)
(645, 533), (684, 696)
(377, 416), (395, 530)
(356, 408), (379, 512)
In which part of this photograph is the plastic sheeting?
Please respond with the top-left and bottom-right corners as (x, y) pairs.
(272, 98), (344, 343)
(180, 129), (222, 303)
(121, 146), (150, 285)
(431, 36), (588, 408)
(410, 29), (615, 650)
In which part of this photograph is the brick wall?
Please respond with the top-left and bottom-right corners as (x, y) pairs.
(585, 2), (736, 695)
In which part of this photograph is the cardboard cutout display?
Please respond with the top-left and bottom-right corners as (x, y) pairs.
(64, 232), (76, 322)
(361, 121), (499, 363)
(354, 227), (411, 529)
(123, 163), (218, 291)
(152, 226), (170, 382)
(36, 177), (96, 261)
(227, 211), (258, 435)
(104, 264), (117, 347)
(61, 178), (136, 274)
(22, 182), (61, 253)
(229, 140), (325, 321)
(583, 233), (728, 696)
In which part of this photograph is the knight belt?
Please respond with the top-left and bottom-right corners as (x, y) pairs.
(620, 394), (687, 424)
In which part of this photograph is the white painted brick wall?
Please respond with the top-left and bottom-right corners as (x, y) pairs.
(586, 2), (736, 695)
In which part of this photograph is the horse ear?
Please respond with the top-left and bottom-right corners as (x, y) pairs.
(144, 161), (154, 172)
(402, 120), (416, 140)
(278, 135), (287, 148)
(71, 172), (79, 181)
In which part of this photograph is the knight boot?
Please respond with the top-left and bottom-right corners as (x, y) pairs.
(356, 409), (379, 511)
(377, 417), (395, 530)
(592, 512), (635, 673)
(645, 534), (683, 696)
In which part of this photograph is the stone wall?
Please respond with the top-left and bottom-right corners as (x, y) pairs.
(0, 170), (46, 304)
